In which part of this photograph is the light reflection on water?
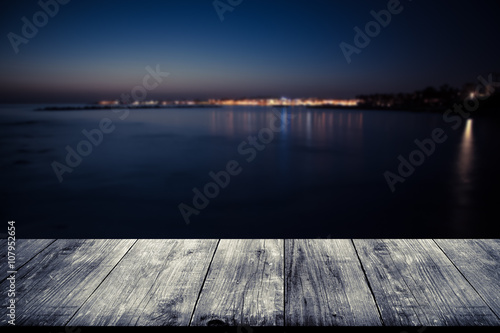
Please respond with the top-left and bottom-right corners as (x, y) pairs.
(207, 107), (364, 150)
(451, 118), (475, 234)
(0, 106), (498, 238)
(458, 119), (473, 184)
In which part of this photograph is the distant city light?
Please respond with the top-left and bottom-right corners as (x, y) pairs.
(97, 97), (362, 107)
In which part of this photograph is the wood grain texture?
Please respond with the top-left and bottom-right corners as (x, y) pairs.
(68, 239), (219, 326)
(434, 239), (500, 319)
(0, 239), (55, 281)
(1, 239), (499, 327)
(0, 239), (135, 326)
(353, 239), (500, 326)
(190, 239), (284, 326)
(285, 239), (382, 326)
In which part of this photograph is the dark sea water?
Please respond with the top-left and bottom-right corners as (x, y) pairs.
(1, 105), (499, 238)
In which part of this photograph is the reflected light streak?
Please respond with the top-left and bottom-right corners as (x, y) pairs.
(281, 108), (289, 135)
(306, 111), (312, 145)
(458, 119), (473, 184)
(450, 118), (475, 235)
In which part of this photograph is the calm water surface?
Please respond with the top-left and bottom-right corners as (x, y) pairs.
(1, 105), (499, 238)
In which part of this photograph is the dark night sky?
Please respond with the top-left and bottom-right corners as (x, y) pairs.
(0, 0), (499, 103)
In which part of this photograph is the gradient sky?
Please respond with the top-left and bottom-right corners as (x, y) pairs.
(1, 0), (499, 103)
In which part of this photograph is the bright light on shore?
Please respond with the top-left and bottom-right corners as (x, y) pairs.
(98, 98), (361, 107)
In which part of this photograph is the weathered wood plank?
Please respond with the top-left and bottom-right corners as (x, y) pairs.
(2, 238), (499, 327)
(0, 239), (55, 281)
(285, 239), (382, 326)
(68, 239), (219, 326)
(353, 239), (500, 326)
(0, 239), (136, 326)
(434, 239), (500, 319)
(190, 239), (283, 326)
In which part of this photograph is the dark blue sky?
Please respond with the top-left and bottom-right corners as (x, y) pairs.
(1, 0), (499, 102)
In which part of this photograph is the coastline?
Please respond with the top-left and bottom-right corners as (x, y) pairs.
(33, 103), (499, 118)
(34, 104), (221, 111)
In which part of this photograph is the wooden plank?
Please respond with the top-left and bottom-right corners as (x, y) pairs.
(190, 239), (283, 326)
(68, 239), (219, 326)
(0, 239), (55, 281)
(353, 239), (500, 326)
(0, 239), (136, 326)
(2, 238), (499, 327)
(434, 239), (500, 319)
(285, 239), (382, 326)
